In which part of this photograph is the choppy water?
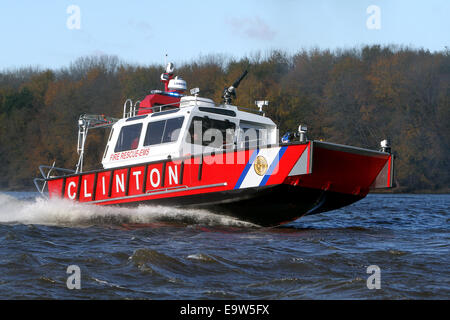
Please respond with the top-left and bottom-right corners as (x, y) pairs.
(0, 192), (448, 299)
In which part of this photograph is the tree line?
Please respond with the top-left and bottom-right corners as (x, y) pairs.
(0, 45), (448, 192)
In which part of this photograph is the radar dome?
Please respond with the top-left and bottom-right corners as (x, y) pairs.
(168, 76), (187, 91)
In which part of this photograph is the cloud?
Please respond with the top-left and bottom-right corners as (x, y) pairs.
(226, 16), (277, 41)
(128, 19), (153, 40)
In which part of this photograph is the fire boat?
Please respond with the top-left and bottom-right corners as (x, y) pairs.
(34, 63), (394, 227)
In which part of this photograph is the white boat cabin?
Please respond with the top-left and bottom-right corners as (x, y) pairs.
(102, 96), (277, 169)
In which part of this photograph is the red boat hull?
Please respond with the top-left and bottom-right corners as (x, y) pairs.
(46, 141), (393, 226)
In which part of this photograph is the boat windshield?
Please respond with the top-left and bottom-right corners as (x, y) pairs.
(186, 116), (236, 149)
(144, 116), (185, 146)
(114, 123), (143, 152)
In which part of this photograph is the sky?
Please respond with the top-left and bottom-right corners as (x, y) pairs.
(0, 0), (449, 70)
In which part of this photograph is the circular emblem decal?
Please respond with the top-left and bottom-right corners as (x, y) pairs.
(254, 155), (268, 176)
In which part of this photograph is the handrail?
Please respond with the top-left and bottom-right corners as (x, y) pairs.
(123, 99), (133, 118)
(123, 95), (265, 119)
(135, 101), (182, 113)
(133, 100), (140, 117)
(39, 165), (75, 179)
(34, 163), (76, 197)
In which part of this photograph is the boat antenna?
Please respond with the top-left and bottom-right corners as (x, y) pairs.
(223, 69), (248, 105)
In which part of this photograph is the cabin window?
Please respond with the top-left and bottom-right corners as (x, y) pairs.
(240, 125), (268, 149)
(243, 128), (261, 148)
(114, 123), (143, 152)
(186, 116), (236, 149)
(144, 116), (184, 146)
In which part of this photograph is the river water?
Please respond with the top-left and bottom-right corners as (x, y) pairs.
(0, 192), (448, 299)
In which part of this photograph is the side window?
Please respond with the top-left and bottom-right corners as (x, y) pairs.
(144, 120), (165, 146)
(144, 117), (184, 146)
(186, 116), (236, 148)
(162, 117), (184, 143)
(114, 123), (143, 152)
(242, 128), (259, 149)
(240, 127), (267, 149)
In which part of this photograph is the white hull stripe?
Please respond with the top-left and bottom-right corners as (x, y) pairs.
(234, 149), (259, 189)
(259, 146), (287, 186)
(234, 147), (285, 189)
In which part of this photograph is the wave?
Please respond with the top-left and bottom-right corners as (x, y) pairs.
(0, 193), (256, 228)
